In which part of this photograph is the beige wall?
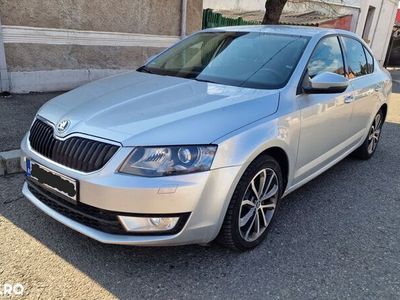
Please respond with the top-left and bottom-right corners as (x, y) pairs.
(0, 0), (182, 36)
(187, 0), (204, 34)
(4, 44), (161, 72)
(0, 0), (203, 93)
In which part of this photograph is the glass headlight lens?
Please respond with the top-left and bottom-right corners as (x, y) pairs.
(119, 145), (217, 177)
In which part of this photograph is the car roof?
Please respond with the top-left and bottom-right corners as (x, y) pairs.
(203, 25), (357, 38)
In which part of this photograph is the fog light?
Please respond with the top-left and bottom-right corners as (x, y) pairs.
(150, 217), (161, 226)
(118, 216), (179, 232)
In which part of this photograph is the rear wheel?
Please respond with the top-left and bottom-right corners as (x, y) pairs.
(352, 110), (383, 160)
(217, 155), (283, 251)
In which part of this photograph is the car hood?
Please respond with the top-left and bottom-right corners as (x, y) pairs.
(37, 71), (280, 145)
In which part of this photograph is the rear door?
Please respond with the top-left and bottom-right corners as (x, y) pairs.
(340, 36), (381, 138)
(295, 36), (355, 183)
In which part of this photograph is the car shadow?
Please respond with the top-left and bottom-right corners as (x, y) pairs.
(1, 122), (400, 299)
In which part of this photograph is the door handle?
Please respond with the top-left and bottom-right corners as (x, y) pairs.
(344, 95), (354, 104)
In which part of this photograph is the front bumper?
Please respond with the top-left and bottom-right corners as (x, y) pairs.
(21, 134), (241, 246)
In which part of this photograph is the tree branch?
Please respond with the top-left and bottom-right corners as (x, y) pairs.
(263, 0), (346, 24)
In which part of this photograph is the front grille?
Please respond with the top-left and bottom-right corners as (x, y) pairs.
(29, 119), (119, 172)
(27, 180), (190, 236)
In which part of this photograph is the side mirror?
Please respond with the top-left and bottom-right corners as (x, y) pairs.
(303, 72), (349, 94)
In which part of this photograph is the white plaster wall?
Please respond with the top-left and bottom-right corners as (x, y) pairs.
(355, 0), (398, 63)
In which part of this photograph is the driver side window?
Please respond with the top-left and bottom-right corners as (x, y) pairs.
(308, 36), (345, 78)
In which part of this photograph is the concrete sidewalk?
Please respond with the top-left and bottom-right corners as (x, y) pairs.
(388, 71), (400, 124)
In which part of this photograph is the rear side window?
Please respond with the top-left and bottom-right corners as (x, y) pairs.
(364, 48), (374, 74)
(307, 36), (345, 78)
(342, 37), (368, 78)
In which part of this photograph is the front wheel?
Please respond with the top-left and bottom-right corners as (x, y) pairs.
(216, 155), (283, 251)
(352, 109), (384, 160)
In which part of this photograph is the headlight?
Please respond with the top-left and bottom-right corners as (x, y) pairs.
(119, 145), (217, 177)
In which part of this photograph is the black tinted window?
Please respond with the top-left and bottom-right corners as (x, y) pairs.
(364, 47), (374, 74)
(342, 37), (368, 78)
(307, 36), (344, 78)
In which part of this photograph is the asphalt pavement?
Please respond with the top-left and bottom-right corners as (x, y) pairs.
(0, 80), (399, 299)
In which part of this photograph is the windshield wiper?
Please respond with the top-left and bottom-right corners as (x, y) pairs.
(194, 78), (217, 84)
(137, 66), (154, 74)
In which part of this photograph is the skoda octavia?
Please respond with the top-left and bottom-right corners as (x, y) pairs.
(21, 26), (391, 250)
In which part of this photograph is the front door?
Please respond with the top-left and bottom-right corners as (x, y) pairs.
(295, 36), (354, 184)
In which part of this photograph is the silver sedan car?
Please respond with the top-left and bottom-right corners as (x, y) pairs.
(21, 26), (391, 250)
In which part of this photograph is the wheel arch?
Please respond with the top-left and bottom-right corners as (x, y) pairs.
(215, 145), (291, 247)
(219, 144), (291, 221)
(380, 103), (388, 123)
(257, 147), (289, 192)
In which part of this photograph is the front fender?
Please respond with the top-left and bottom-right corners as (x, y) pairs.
(212, 111), (301, 194)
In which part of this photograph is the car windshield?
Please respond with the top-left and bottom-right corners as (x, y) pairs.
(139, 31), (309, 89)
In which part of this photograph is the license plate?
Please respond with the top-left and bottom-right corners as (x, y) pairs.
(26, 159), (78, 203)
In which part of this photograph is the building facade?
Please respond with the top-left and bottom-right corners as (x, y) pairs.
(0, 0), (203, 93)
(204, 0), (399, 64)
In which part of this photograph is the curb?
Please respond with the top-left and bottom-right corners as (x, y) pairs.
(0, 149), (23, 176)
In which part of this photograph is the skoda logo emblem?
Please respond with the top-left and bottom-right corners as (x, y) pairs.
(56, 119), (70, 133)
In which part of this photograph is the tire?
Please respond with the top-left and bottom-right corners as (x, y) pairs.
(352, 109), (384, 160)
(217, 155), (283, 251)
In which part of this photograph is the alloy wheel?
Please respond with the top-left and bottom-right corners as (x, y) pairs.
(368, 113), (382, 154)
(238, 168), (279, 242)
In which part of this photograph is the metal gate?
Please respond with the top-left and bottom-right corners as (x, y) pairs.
(202, 9), (260, 29)
(385, 26), (400, 67)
